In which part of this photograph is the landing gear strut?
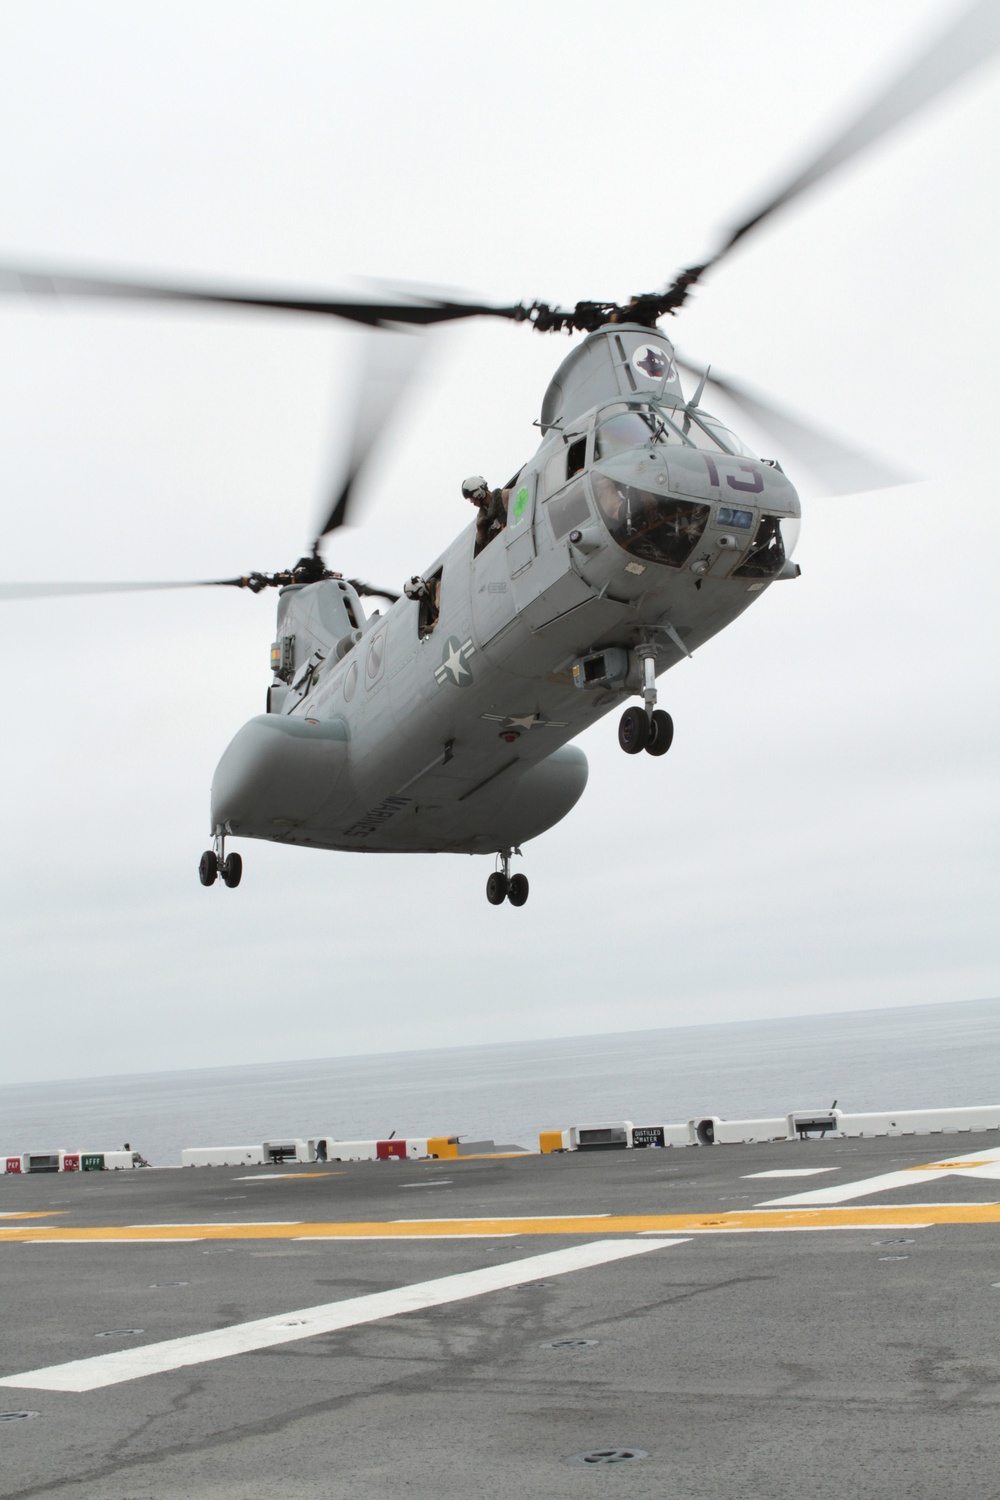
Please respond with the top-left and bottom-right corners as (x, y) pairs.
(199, 832), (242, 889)
(618, 643), (674, 758)
(486, 848), (529, 907)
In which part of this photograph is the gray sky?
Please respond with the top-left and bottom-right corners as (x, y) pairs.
(0, 0), (997, 1085)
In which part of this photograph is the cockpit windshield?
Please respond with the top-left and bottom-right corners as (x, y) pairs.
(593, 402), (757, 461)
(594, 406), (684, 458)
(592, 473), (710, 568)
(692, 413), (757, 459)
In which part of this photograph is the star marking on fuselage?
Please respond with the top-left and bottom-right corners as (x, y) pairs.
(434, 636), (476, 688)
(445, 643), (469, 681)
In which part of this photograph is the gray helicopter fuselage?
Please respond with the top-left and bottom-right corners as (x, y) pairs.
(210, 324), (800, 856)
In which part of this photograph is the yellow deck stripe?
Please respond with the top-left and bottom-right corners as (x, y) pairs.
(907, 1161), (992, 1170)
(1, 1204), (999, 1242)
(0, 1212), (67, 1221)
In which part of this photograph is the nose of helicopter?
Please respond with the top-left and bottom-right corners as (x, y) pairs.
(589, 438), (800, 578)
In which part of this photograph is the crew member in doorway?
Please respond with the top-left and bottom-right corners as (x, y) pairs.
(462, 475), (508, 555)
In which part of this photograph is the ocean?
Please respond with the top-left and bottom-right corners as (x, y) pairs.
(2, 997), (997, 1165)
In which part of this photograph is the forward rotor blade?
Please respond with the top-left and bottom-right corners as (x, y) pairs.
(665, 0), (1000, 302)
(0, 263), (524, 330)
(675, 355), (912, 495)
(314, 329), (426, 539)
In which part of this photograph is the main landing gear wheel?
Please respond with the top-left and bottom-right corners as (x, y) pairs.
(487, 847), (527, 906)
(618, 705), (649, 754)
(200, 836), (242, 890)
(645, 709), (674, 757)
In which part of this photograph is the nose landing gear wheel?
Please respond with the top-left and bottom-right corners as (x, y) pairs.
(222, 853), (243, 888)
(618, 705), (649, 754)
(486, 872), (508, 905)
(645, 709), (674, 756)
(198, 851), (218, 887)
(507, 873), (529, 906)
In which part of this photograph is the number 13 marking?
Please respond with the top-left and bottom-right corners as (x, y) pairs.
(701, 455), (764, 493)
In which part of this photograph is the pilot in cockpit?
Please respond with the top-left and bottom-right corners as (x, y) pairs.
(463, 475), (508, 555)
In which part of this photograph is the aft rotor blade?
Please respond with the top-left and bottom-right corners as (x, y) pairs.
(675, 355), (912, 495)
(348, 578), (401, 603)
(0, 263), (524, 330)
(314, 329), (426, 539)
(0, 577), (270, 601)
(664, 0), (1000, 304)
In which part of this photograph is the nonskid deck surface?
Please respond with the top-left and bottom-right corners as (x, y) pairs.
(2, 1133), (999, 1500)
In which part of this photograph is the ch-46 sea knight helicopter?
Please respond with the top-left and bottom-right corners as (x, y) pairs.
(1, 3), (996, 906)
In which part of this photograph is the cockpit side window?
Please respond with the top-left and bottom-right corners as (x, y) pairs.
(543, 436), (588, 496)
(543, 448), (565, 495)
(547, 479), (590, 539)
(733, 515), (786, 578)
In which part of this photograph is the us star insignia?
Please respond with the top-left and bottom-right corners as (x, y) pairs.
(434, 636), (476, 687)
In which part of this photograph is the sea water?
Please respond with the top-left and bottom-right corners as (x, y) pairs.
(1, 997), (997, 1165)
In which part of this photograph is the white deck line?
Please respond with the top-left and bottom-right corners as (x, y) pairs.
(231, 1175), (294, 1181)
(742, 1169), (838, 1179)
(0, 1238), (687, 1392)
(756, 1145), (1000, 1205)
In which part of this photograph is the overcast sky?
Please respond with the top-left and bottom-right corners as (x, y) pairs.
(0, 0), (996, 1085)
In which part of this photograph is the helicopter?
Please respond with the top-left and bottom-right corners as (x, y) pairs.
(1, 1), (995, 910)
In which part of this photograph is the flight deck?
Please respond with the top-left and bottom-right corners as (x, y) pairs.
(2, 1133), (999, 1499)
